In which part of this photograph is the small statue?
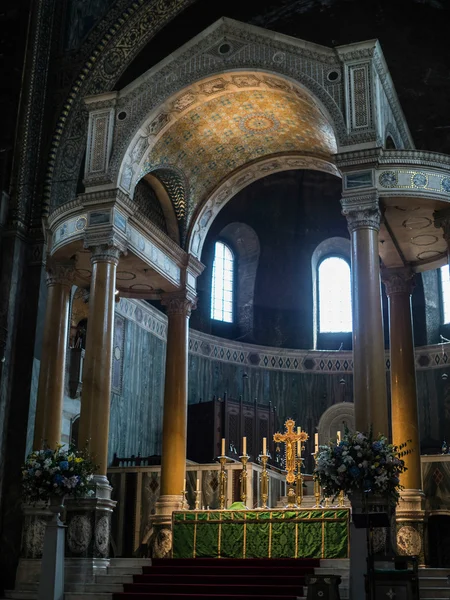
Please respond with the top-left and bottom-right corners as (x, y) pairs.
(442, 440), (448, 455)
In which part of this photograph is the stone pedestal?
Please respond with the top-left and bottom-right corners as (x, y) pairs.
(63, 477), (116, 582)
(15, 504), (52, 587)
(396, 489), (426, 566)
(38, 497), (65, 600)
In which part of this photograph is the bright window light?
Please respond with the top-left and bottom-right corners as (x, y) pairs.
(211, 241), (234, 323)
(319, 256), (352, 333)
(441, 265), (450, 324)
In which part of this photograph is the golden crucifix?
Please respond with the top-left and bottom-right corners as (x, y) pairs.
(274, 419), (309, 483)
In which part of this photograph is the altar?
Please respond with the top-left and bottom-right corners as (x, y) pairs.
(172, 508), (350, 559)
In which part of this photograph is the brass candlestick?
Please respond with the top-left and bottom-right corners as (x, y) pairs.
(239, 455), (249, 506)
(259, 454), (269, 508)
(219, 455), (228, 510)
(180, 488), (188, 510)
(313, 453), (323, 508)
(338, 490), (345, 507)
(296, 457), (303, 507)
(286, 486), (297, 508)
(194, 489), (201, 510)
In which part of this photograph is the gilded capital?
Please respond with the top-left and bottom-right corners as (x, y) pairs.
(90, 245), (121, 265)
(45, 258), (76, 288)
(341, 192), (381, 233)
(381, 267), (415, 296)
(161, 292), (197, 317)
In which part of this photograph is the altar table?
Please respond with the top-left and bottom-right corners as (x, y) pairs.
(172, 508), (350, 559)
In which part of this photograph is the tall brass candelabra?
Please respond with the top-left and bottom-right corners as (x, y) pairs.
(296, 457), (303, 507)
(259, 454), (269, 508)
(313, 452), (323, 508)
(218, 455), (228, 510)
(240, 455), (249, 506)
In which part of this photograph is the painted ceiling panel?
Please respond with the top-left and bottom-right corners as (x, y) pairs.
(140, 88), (337, 220)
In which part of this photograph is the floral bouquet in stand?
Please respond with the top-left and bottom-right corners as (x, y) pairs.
(313, 429), (409, 505)
(22, 445), (97, 503)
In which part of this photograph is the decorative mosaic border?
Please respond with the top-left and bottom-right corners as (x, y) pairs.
(117, 298), (450, 374)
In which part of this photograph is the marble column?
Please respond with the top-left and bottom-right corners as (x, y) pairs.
(33, 261), (74, 450)
(155, 293), (195, 528)
(382, 267), (425, 563)
(78, 245), (120, 477)
(341, 194), (388, 436)
(64, 245), (119, 582)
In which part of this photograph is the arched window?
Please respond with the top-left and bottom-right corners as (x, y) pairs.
(211, 241), (234, 323)
(440, 265), (450, 324)
(318, 256), (352, 333)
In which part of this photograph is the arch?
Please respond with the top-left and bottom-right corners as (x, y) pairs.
(311, 237), (351, 349)
(217, 222), (260, 339)
(49, 18), (350, 215)
(317, 402), (355, 445)
(141, 174), (180, 244)
(188, 154), (341, 259)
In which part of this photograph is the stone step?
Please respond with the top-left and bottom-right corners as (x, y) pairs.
(4, 592), (37, 600)
(420, 568), (450, 578)
(95, 574), (133, 585)
(106, 566), (143, 576)
(419, 588), (450, 599)
(109, 558), (151, 567)
(67, 583), (123, 593)
(320, 558), (350, 568)
(65, 595), (112, 600)
(420, 577), (450, 587)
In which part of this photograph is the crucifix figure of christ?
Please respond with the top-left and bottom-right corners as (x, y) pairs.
(273, 419), (309, 484)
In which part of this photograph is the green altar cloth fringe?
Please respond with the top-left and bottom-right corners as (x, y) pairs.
(172, 509), (349, 559)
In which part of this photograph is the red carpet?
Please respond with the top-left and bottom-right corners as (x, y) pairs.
(112, 557), (320, 599)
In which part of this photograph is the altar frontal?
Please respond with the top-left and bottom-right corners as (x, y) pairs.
(172, 508), (350, 559)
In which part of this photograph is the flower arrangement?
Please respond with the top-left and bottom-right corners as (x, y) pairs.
(313, 429), (410, 504)
(22, 445), (97, 503)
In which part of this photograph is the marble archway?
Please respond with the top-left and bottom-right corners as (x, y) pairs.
(317, 402), (354, 445)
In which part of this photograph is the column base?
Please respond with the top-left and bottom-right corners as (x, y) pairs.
(145, 495), (184, 559)
(64, 476), (116, 581)
(395, 489), (426, 565)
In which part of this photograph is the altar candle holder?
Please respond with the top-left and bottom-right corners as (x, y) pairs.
(259, 454), (269, 509)
(239, 455), (249, 506)
(194, 489), (201, 510)
(338, 490), (345, 507)
(313, 453), (323, 508)
(180, 488), (188, 510)
(295, 457), (304, 507)
(219, 455), (228, 510)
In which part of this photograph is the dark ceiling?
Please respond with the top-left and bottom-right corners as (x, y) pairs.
(117, 0), (450, 155)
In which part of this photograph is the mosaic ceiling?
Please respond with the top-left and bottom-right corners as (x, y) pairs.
(139, 87), (337, 220)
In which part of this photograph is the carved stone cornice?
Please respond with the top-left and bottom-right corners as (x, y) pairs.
(45, 258), (77, 288)
(89, 245), (121, 266)
(161, 292), (197, 317)
(341, 192), (381, 232)
(381, 267), (415, 297)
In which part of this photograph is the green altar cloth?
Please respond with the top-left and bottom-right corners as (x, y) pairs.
(172, 508), (349, 559)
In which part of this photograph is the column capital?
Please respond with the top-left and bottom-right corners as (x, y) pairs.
(89, 244), (121, 265)
(434, 206), (450, 241)
(381, 267), (415, 296)
(341, 192), (381, 233)
(161, 291), (197, 317)
(45, 258), (76, 288)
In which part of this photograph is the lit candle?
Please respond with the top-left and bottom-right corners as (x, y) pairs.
(183, 478), (186, 491)
(297, 427), (302, 455)
(221, 438), (225, 456)
(243, 436), (247, 455)
(315, 433), (319, 454)
(196, 478), (200, 491)
(337, 431), (341, 443)
(263, 437), (267, 455)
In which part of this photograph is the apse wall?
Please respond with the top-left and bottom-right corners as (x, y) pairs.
(78, 298), (450, 470)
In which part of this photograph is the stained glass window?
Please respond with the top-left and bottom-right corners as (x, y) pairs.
(211, 241), (233, 323)
(441, 265), (450, 324)
(318, 256), (352, 333)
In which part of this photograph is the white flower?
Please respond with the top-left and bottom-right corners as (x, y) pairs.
(337, 464), (347, 473)
(35, 470), (42, 477)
